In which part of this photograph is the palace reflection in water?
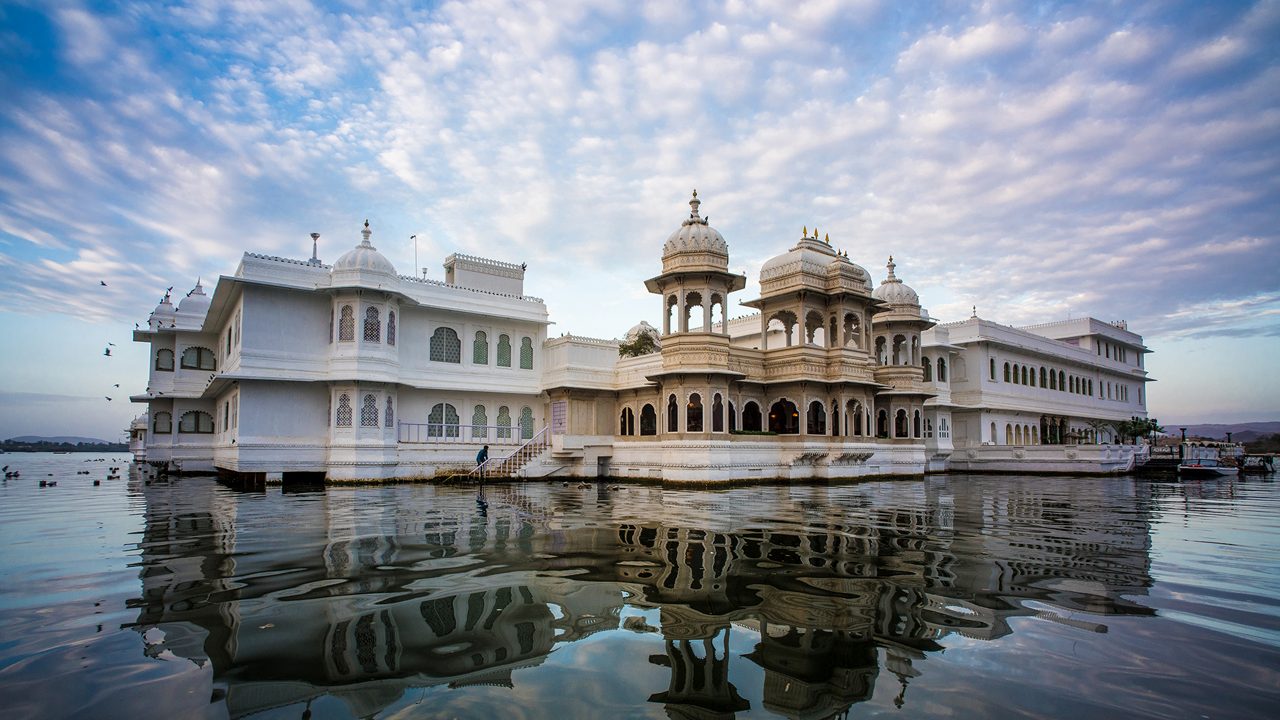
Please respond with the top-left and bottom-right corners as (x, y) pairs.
(127, 476), (1155, 719)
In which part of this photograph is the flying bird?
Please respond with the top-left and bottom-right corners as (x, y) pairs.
(103, 348), (112, 356)
(113, 383), (119, 387)
(100, 281), (107, 286)
(108, 342), (116, 346)
(105, 397), (112, 401)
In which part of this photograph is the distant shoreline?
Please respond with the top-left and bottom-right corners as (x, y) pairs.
(1, 443), (128, 453)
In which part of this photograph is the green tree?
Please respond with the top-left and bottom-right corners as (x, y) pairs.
(618, 331), (658, 358)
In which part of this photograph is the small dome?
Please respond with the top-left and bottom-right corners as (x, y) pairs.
(177, 279), (211, 316)
(662, 190), (729, 259)
(760, 230), (839, 281)
(333, 220), (397, 276)
(827, 252), (874, 293)
(872, 256), (919, 306)
(624, 320), (661, 344)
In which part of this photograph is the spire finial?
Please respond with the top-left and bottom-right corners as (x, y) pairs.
(803, 225), (808, 237)
(689, 189), (701, 218)
(972, 305), (978, 318)
(360, 219), (372, 246)
(824, 233), (830, 244)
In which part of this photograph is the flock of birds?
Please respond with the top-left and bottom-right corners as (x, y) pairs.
(3, 459), (122, 488)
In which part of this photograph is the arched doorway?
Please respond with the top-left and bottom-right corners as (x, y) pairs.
(768, 399), (799, 434)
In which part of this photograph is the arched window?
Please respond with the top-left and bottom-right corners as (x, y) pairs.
(875, 336), (887, 364)
(768, 399), (799, 434)
(497, 334), (512, 367)
(1015, 425), (1023, 444)
(991, 421), (997, 443)
(843, 312), (862, 348)
(877, 409), (889, 438)
(619, 407), (635, 436)
(1032, 426), (1039, 444)
(667, 394), (679, 433)
(179, 410), (214, 433)
(743, 401), (762, 432)
(497, 406), (512, 439)
(686, 393), (704, 432)
(180, 347), (216, 370)
(1003, 362), (1011, 382)
(895, 409), (908, 438)
(1005, 424), (1013, 444)
(805, 310), (825, 346)
(364, 307), (380, 343)
(913, 410), (921, 438)
(1058, 370), (1065, 391)
(1022, 366), (1029, 385)
(990, 358), (996, 380)
(155, 348), (174, 371)
(640, 404), (657, 436)
(686, 291), (704, 332)
(938, 358), (947, 382)
(336, 394), (352, 426)
(940, 418), (950, 438)
(850, 401), (864, 436)
(430, 327), (461, 363)
(519, 406), (534, 439)
(667, 294), (678, 333)
(729, 401), (736, 432)
(428, 403), (460, 437)
(388, 311), (396, 346)
(385, 396), (395, 427)
(892, 335), (907, 365)
(473, 331), (488, 364)
(339, 305), (354, 342)
(712, 393), (724, 432)
(152, 411), (172, 434)
(472, 405), (488, 440)
(1049, 370), (1057, 390)
(520, 337), (533, 369)
(925, 418), (934, 438)
(360, 394), (379, 427)
(807, 401), (826, 435)
(922, 357), (932, 381)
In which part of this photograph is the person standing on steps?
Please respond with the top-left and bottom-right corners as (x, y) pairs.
(476, 445), (489, 479)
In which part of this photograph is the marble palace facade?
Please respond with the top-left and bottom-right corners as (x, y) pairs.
(130, 192), (1151, 482)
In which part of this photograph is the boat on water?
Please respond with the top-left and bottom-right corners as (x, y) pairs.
(1178, 458), (1238, 478)
(1241, 455), (1276, 474)
(1178, 443), (1239, 478)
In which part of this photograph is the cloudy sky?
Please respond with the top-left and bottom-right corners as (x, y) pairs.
(1, 0), (1277, 440)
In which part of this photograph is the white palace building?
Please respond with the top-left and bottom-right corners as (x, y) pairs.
(130, 193), (1152, 483)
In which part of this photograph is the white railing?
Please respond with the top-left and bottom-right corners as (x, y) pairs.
(398, 423), (532, 445)
(461, 426), (550, 481)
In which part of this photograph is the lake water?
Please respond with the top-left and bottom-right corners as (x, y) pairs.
(1, 452), (1277, 719)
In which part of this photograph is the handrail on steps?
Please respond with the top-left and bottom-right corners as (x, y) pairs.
(454, 426), (550, 482)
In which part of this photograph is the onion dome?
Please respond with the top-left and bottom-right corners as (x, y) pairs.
(623, 320), (661, 347)
(333, 220), (397, 277)
(872, 256), (920, 306)
(176, 278), (211, 316)
(759, 227), (872, 296)
(149, 289), (176, 329)
(660, 190), (729, 272)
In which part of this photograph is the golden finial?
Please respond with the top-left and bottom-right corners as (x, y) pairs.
(824, 233), (830, 244)
(803, 225), (808, 237)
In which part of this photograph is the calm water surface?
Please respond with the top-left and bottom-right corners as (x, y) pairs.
(1, 452), (1278, 719)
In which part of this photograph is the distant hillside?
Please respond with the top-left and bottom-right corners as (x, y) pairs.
(1167, 422), (1280, 441)
(2, 436), (127, 452)
(9, 435), (115, 445)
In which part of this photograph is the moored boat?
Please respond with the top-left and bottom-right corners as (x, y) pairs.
(1178, 458), (1238, 478)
